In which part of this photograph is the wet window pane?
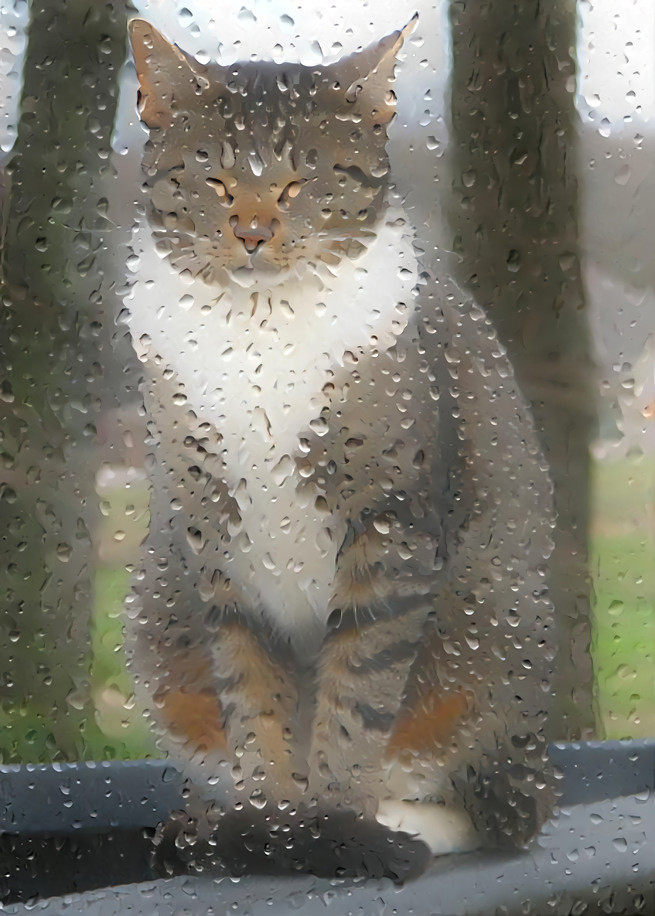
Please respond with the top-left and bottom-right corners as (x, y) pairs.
(0, 0), (653, 909)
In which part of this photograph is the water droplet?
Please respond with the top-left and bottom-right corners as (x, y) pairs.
(271, 454), (294, 486)
(614, 164), (631, 186)
(373, 515), (391, 535)
(249, 792), (267, 810)
(506, 249), (521, 272)
(262, 553), (277, 572)
(56, 543), (73, 562)
(186, 527), (205, 554)
(309, 417), (329, 437)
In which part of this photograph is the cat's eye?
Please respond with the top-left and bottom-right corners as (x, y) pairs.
(277, 180), (305, 208)
(205, 177), (234, 206)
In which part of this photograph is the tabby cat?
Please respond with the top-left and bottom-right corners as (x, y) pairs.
(125, 17), (557, 879)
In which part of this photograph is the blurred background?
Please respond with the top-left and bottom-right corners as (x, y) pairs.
(0, 0), (652, 763)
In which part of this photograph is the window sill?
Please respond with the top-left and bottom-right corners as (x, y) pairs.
(1, 741), (654, 914)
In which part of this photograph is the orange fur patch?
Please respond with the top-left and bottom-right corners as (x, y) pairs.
(386, 689), (474, 758)
(158, 688), (227, 753)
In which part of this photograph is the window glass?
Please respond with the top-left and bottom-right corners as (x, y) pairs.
(0, 0), (653, 903)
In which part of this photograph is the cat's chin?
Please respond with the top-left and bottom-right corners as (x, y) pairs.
(230, 264), (291, 290)
(227, 260), (326, 290)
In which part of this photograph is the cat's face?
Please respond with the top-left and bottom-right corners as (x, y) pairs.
(129, 19), (414, 285)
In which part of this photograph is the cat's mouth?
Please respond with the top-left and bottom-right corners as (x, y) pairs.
(154, 224), (377, 290)
(230, 259), (292, 289)
(228, 237), (374, 289)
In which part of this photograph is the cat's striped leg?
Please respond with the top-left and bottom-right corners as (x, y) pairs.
(154, 648), (228, 758)
(309, 518), (439, 807)
(131, 598), (297, 803)
(310, 600), (430, 808)
(381, 578), (555, 852)
(127, 589), (231, 786)
(146, 616), (299, 876)
(312, 605), (485, 853)
(209, 619), (298, 803)
(308, 517), (487, 853)
(378, 645), (481, 855)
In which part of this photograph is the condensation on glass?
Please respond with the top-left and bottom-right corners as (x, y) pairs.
(0, 0), (653, 906)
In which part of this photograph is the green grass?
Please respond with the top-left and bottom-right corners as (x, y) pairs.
(0, 477), (155, 764)
(590, 455), (655, 738)
(84, 452), (655, 747)
(0, 564), (156, 764)
(86, 476), (156, 759)
(89, 564), (157, 759)
(1, 453), (652, 763)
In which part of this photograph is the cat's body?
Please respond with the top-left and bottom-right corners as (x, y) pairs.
(128, 209), (418, 646)
(125, 18), (557, 878)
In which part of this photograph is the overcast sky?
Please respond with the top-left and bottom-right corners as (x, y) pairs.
(577, 0), (653, 125)
(1, 0), (652, 154)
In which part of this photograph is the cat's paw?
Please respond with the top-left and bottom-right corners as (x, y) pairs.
(376, 799), (481, 856)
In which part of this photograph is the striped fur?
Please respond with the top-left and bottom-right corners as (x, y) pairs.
(125, 18), (557, 877)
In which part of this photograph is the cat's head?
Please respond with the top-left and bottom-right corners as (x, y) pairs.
(129, 17), (415, 286)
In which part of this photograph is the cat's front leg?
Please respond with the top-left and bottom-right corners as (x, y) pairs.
(208, 616), (298, 803)
(140, 608), (301, 876)
(310, 599), (431, 808)
(309, 515), (440, 808)
(129, 561), (298, 806)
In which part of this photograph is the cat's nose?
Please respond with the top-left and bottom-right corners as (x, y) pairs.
(231, 219), (274, 254)
(240, 235), (266, 254)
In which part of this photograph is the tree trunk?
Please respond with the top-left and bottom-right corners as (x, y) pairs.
(0, 0), (128, 760)
(448, 0), (596, 739)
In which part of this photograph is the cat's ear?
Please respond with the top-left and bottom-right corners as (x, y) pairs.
(128, 19), (207, 129)
(337, 14), (417, 125)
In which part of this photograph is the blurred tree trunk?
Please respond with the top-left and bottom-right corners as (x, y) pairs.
(448, 0), (597, 739)
(0, 0), (128, 760)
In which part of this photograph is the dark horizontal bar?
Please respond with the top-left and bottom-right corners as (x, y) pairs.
(550, 738), (655, 805)
(0, 740), (653, 834)
(0, 759), (184, 834)
(0, 741), (653, 911)
(3, 793), (655, 915)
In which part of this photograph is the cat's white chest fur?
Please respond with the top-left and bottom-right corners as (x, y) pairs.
(127, 211), (417, 642)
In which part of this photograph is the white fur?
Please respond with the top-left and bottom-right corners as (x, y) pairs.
(376, 799), (480, 856)
(126, 211), (418, 640)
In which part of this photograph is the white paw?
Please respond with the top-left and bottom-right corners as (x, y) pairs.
(376, 799), (481, 856)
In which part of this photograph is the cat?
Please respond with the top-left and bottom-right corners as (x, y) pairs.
(124, 16), (558, 880)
